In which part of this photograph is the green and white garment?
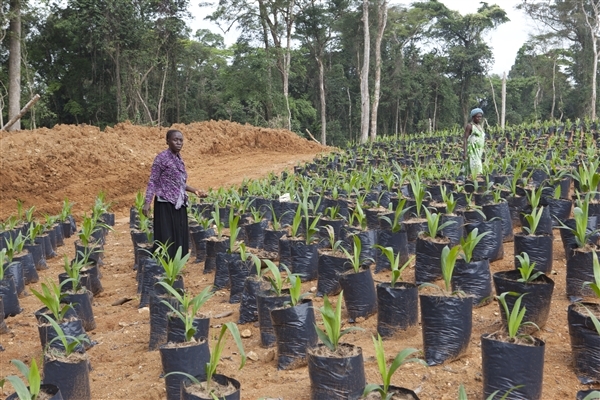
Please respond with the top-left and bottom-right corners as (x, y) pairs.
(467, 123), (485, 177)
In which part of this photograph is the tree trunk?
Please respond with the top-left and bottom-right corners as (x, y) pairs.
(359, 0), (370, 144)
(369, 0), (388, 142)
(8, 0), (21, 131)
(582, 0), (599, 121)
(115, 42), (123, 122)
(317, 56), (327, 145)
(501, 71), (507, 128)
(284, 0), (295, 131)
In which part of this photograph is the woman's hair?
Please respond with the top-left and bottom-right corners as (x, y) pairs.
(470, 108), (484, 119)
(166, 129), (182, 140)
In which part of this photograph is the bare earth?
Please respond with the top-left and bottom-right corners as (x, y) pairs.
(0, 122), (597, 399)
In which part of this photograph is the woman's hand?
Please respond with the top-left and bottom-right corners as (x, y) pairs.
(142, 203), (151, 217)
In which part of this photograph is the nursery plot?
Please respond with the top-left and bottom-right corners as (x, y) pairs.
(1, 124), (599, 400)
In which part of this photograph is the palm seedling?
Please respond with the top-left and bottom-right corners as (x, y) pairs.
(281, 265), (306, 307)
(459, 228), (490, 263)
(210, 205), (225, 240)
(379, 198), (410, 233)
(322, 225), (343, 253)
(440, 245), (462, 293)
(558, 193), (599, 248)
(340, 234), (373, 273)
(441, 186), (458, 215)
(0, 359), (42, 400)
(457, 384), (522, 400)
(31, 280), (71, 322)
(4, 232), (26, 263)
(522, 207), (545, 235)
(374, 245), (414, 287)
(0, 249), (6, 281)
(154, 243), (190, 288)
(42, 315), (90, 356)
(314, 291), (363, 352)
(227, 209), (241, 254)
(363, 335), (426, 400)
(157, 282), (214, 342)
(515, 252), (543, 283)
(62, 255), (87, 292)
(263, 260), (287, 296)
(422, 207), (455, 239)
(496, 292), (539, 339)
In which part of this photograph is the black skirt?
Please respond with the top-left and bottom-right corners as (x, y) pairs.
(153, 199), (189, 260)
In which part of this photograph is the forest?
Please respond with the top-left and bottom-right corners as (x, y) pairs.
(1, 0), (599, 146)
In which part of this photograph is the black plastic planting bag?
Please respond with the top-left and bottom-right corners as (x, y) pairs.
(149, 294), (179, 351)
(566, 249), (599, 300)
(43, 356), (91, 400)
(339, 268), (377, 322)
(167, 315), (210, 343)
(544, 198), (572, 227)
(38, 318), (88, 353)
(53, 223), (65, 247)
(414, 237), (447, 285)
(568, 303), (600, 384)
(290, 241), (319, 281)
(506, 195), (528, 227)
(238, 277), (267, 324)
(440, 215), (464, 247)
(63, 291), (96, 331)
(257, 290), (291, 347)
(402, 220), (428, 254)
(318, 218), (345, 249)
(420, 294), (472, 366)
(228, 256), (253, 303)
(190, 227), (214, 263)
(451, 259), (492, 307)
(5, 261), (24, 296)
(465, 220), (503, 261)
(342, 229), (377, 264)
(25, 241), (47, 270)
(205, 239), (227, 273)
(375, 230), (409, 272)
(483, 202), (513, 242)
(481, 334), (545, 400)
(180, 374), (241, 400)
(0, 297), (9, 333)
(376, 282), (418, 338)
(160, 341), (210, 400)
(316, 253), (348, 296)
(0, 277), (21, 317)
(244, 220), (268, 249)
(264, 229), (285, 253)
(560, 217), (599, 262)
(520, 206), (553, 236)
(278, 236), (293, 270)
(279, 201), (298, 227)
(14, 251), (39, 284)
(493, 270), (554, 330)
(213, 252), (232, 290)
(270, 299), (318, 370)
(307, 344), (365, 400)
(139, 258), (161, 307)
(514, 233), (553, 273)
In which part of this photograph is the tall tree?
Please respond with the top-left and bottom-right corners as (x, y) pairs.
(8, 0), (21, 131)
(580, 0), (599, 121)
(359, 0), (370, 143)
(369, 0), (387, 141)
(416, 1), (508, 125)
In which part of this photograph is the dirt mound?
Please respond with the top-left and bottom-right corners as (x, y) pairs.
(0, 121), (325, 219)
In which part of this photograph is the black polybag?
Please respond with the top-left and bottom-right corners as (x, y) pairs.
(159, 340), (210, 400)
(149, 294), (179, 350)
(493, 270), (554, 330)
(244, 220), (268, 249)
(338, 267), (377, 322)
(420, 294), (472, 365)
(228, 255), (253, 303)
(278, 236), (293, 270)
(257, 290), (290, 347)
(414, 237), (448, 285)
(481, 334), (545, 400)
(375, 230), (409, 273)
(307, 343), (365, 400)
(213, 252), (232, 290)
(180, 374), (241, 400)
(451, 259), (492, 307)
(514, 233), (553, 273)
(264, 229), (285, 253)
(43, 356), (91, 400)
(544, 197), (572, 227)
(483, 202), (513, 242)
(402, 220), (428, 254)
(0, 297), (9, 333)
(204, 239), (227, 273)
(270, 299), (318, 370)
(465, 220), (504, 261)
(290, 241), (319, 281)
(37, 317), (89, 353)
(566, 249), (600, 301)
(190, 227), (214, 263)
(440, 215), (464, 247)
(238, 276), (267, 324)
(316, 252), (349, 296)
(139, 258), (161, 307)
(63, 290), (96, 331)
(568, 303), (600, 384)
(5, 261), (24, 296)
(14, 251), (39, 284)
(376, 282), (418, 338)
(0, 277), (21, 317)
(24, 240), (47, 270)
(167, 315), (210, 343)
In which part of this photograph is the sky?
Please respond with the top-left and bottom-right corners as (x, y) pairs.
(187, 0), (535, 76)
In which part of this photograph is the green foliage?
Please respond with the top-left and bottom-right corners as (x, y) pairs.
(0, 359), (41, 400)
(31, 280), (71, 322)
(4, 232), (26, 262)
(459, 228), (490, 263)
(210, 206), (225, 240)
(515, 252), (543, 283)
(583, 251), (600, 300)
(0, 249), (6, 281)
(263, 260), (286, 296)
(62, 255), (86, 291)
(26, 223), (45, 244)
(422, 207), (455, 238)
(281, 265), (305, 307)
(363, 335), (426, 399)
(154, 244), (190, 288)
(340, 234), (372, 273)
(496, 292), (539, 339)
(441, 245), (461, 292)
(42, 315), (90, 356)
(205, 322), (246, 392)
(380, 198), (409, 233)
(227, 209), (241, 254)
(522, 206), (544, 235)
(374, 245), (413, 286)
(458, 383), (522, 400)
(314, 292), (363, 352)
(157, 282), (214, 342)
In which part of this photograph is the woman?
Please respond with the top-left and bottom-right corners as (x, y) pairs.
(463, 108), (485, 177)
(143, 129), (207, 260)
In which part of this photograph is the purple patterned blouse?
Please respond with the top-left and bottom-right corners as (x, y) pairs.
(144, 149), (188, 209)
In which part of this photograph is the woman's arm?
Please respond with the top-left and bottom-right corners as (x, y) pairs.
(186, 185), (208, 198)
(142, 156), (163, 216)
(463, 123), (472, 159)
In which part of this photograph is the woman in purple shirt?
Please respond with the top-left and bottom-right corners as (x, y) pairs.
(143, 129), (207, 259)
